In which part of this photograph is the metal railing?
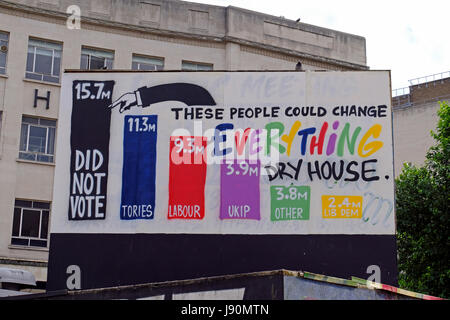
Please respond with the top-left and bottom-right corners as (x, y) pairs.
(408, 71), (450, 87)
(392, 70), (450, 99)
(392, 86), (410, 97)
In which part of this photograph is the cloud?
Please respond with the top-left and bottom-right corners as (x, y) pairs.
(405, 26), (417, 44)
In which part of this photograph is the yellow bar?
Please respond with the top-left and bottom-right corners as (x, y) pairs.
(321, 195), (363, 219)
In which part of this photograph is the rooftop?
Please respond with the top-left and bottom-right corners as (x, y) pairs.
(1, 0), (368, 70)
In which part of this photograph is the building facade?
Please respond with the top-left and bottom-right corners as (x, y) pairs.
(392, 72), (450, 176)
(0, 0), (368, 289)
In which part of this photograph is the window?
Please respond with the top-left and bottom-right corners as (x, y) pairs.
(26, 38), (62, 83)
(181, 60), (213, 71)
(0, 31), (8, 75)
(11, 199), (50, 248)
(80, 47), (114, 70)
(132, 54), (164, 71)
(19, 116), (56, 163)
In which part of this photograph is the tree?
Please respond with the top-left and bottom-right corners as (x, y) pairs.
(396, 101), (449, 298)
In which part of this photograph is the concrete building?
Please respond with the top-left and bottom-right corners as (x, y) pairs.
(392, 71), (450, 176)
(0, 0), (368, 289)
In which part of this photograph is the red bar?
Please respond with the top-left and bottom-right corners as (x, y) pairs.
(168, 136), (207, 220)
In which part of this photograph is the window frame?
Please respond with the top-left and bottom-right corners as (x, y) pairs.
(19, 116), (57, 163)
(11, 199), (51, 249)
(0, 31), (9, 75)
(131, 54), (164, 71)
(181, 60), (213, 71)
(25, 38), (62, 83)
(80, 47), (114, 70)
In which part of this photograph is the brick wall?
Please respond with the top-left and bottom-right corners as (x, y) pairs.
(392, 77), (450, 109)
(410, 77), (450, 104)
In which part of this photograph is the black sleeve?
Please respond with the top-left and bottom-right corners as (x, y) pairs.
(136, 83), (216, 107)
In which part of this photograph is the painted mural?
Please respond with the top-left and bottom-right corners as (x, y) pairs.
(52, 71), (395, 235)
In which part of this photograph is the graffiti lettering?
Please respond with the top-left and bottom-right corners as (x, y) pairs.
(362, 192), (393, 226)
(332, 105), (388, 118)
(70, 149), (106, 219)
(265, 159), (379, 183)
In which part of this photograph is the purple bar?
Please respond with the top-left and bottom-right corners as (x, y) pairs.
(220, 160), (260, 220)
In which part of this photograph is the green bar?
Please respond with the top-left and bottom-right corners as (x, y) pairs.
(270, 185), (310, 221)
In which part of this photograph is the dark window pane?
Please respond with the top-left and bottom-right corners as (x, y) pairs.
(43, 75), (59, 83)
(25, 72), (43, 81)
(33, 201), (50, 209)
(15, 199), (32, 207)
(19, 152), (37, 161)
(29, 239), (47, 248)
(0, 52), (6, 69)
(0, 67), (5, 75)
(80, 54), (88, 69)
(28, 126), (47, 153)
(53, 55), (61, 77)
(182, 62), (196, 70)
(89, 55), (105, 70)
(34, 47), (53, 75)
(105, 59), (113, 70)
(19, 123), (28, 151)
(26, 49), (34, 72)
(138, 63), (157, 71)
(23, 116), (39, 124)
(131, 61), (139, 70)
(39, 119), (56, 127)
(40, 210), (49, 239)
(11, 238), (29, 246)
(21, 209), (40, 238)
(182, 61), (213, 71)
(12, 208), (21, 237)
(37, 154), (52, 162)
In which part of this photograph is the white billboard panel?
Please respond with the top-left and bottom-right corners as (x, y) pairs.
(51, 71), (395, 235)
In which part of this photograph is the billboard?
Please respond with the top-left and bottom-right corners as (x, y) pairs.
(47, 71), (397, 290)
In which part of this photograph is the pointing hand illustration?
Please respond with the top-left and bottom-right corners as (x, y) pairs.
(108, 83), (216, 113)
(108, 92), (138, 113)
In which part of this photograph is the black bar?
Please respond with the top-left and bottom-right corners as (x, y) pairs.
(47, 233), (397, 291)
(68, 80), (114, 220)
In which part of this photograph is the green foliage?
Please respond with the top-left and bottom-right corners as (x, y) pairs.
(396, 101), (450, 299)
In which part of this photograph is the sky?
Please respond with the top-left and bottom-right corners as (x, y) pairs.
(193, 0), (450, 92)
